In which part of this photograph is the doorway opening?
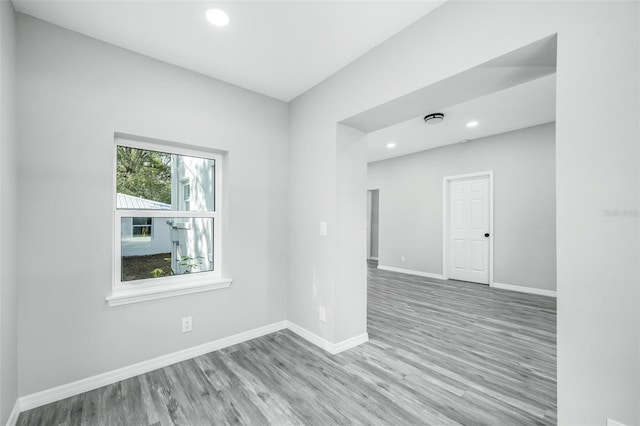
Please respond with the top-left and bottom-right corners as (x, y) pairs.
(338, 32), (558, 425)
(366, 189), (379, 261)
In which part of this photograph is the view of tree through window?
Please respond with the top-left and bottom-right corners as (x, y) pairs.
(116, 146), (171, 205)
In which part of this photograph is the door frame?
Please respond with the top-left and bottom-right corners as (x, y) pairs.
(442, 170), (494, 285)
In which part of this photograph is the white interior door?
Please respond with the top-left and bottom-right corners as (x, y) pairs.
(448, 175), (490, 284)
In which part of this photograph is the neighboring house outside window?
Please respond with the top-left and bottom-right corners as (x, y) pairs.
(117, 193), (172, 257)
(107, 136), (230, 307)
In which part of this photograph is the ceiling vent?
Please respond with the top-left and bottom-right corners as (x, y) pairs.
(424, 113), (444, 125)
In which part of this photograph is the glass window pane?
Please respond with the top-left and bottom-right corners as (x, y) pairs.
(132, 217), (152, 226)
(116, 146), (215, 211)
(121, 217), (214, 282)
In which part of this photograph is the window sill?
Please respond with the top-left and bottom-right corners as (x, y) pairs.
(106, 276), (233, 307)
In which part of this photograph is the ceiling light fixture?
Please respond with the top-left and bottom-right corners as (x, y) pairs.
(386, 142), (396, 149)
(466, 120), (479, 128)
(206, 9), (230, 27)
(424, 113), (444, 125)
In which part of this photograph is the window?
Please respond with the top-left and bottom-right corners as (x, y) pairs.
(132, 217), (153, 238)
(107, 136), (230, 307)
(180, 179), (191, 211)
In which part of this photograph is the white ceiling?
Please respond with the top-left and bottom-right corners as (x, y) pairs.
(366, 74), (556, 163)
(12, 0), (445, 102)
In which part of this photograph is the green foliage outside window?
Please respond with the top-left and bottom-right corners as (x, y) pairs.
(116, 146), (172, 204)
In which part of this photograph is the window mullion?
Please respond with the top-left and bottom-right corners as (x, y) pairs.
(116, 210), (215, 218)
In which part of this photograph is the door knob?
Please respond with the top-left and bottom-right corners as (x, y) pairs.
(484, 233), (490, 237)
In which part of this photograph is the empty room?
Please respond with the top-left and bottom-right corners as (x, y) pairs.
(1, 1), (638, 426)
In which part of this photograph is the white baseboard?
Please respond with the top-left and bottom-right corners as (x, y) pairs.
(331, 331), (370, 354)
(377, 264), (444, 280)
(491, 282), (557, 297)
(5, 400), (20, 426)
(15, 319), (369, 414)
(286, 321), (368, 355)
(18, 321), (288, 412)
(607, 419), (628, 426)
(286, 321), (335, 353)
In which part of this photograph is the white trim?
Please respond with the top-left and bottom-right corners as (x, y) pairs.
(286, 321), (369, 355)
(114, 134), (225, 159)
(285, 322), (335, 353)
(18, 321), (288, 412)
(331, 332), (370, 354)
(5, 400), (20, 426)
(377, 264), (444, 280)
(106, 276), (233, 307)
(442, 170), (494, 285)
(606, 419), (628, 426)
(368, 256), (379, 261)
(491, 282), (557, 298)
(116, 210), (215, 218)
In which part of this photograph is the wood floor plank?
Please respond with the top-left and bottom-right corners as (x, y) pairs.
(17, 261), (556, 425)
(193, 351), (276, 424)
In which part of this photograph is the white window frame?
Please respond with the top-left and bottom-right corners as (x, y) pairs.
(107, 136), (231, 307)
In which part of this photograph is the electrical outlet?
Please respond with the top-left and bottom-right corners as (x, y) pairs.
(401, 256), (406, 262)
(319, 307), (326, 322)
(182, 316), (193, 333)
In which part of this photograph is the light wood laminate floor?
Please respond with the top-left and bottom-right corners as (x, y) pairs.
(18, 262), (556, 425)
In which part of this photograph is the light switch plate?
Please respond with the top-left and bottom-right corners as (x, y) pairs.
(320, 221), (327, 236)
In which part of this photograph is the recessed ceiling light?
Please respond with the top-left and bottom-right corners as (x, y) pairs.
(206, 9), (229, 27)
(466, 120), (479, 128)
(386, 142), (396, 149)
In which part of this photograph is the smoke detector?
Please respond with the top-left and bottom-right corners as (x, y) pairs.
(424, 113), (444, 125)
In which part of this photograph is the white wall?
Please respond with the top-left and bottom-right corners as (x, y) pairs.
(288, 2), (639, 424)
(16, 14), (289, 396)
(0, 0), (18, 423)
(335, 124), (367, 342)
(368, 123), (556, 292)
